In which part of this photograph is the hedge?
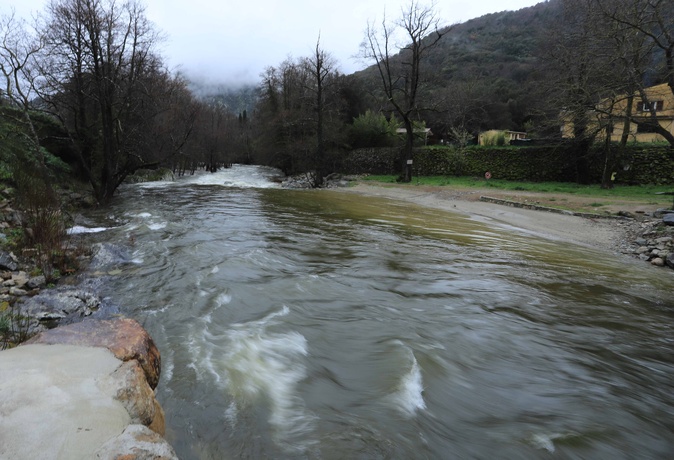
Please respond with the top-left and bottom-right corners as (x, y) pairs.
(341, 144), (674, 185)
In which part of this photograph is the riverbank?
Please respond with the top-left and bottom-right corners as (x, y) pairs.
(338, 182), (672, 263)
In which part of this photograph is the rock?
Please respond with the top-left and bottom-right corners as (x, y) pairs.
(0, 250), (18, 271)
(27, 317), (161, 389)
(636, 246), (650, 254)
(18, 288), (100, 333)
(651, 257), (665, 267)
(94, 424), (178, 460)
(0, 344), (132, 460)
(655, 208), (674, 217)
(148, 398), (166, 436)
(12, 271), (29, 287)
(90, 242), (133, 269)
(667, 254), (674, 269)
(26, 275), (46, 289)
(9, 287), (27, 296)
(664, 213), (674, 226)
(101, 360), (163, 432)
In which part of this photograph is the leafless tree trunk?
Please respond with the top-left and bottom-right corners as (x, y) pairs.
(362, 0), (444, 182)
(303, 36), (338, 187)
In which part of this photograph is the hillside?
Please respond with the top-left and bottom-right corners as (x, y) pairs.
(352, 0), (564, 138)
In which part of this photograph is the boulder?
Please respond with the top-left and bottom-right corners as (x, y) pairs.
(12, 271), (29, 287)
(664, 213), (674, 226)
(666, 253), (674, 270)
(18, 288), (101, 334)
(651, 257), (665, 267)
(27, 317), (161, 389)
(89, 242), (133, 270)
(0, 250), (18, 271)
(26, 275), (46, 289)
(95, 424), (178, 460)
(100, 360), (162, 431)
(0, 344), (132, 460)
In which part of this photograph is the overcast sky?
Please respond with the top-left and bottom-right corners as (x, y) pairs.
(7, 0), (544, 86)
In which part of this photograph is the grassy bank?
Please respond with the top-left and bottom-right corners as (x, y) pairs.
(361, 175), (674, 214)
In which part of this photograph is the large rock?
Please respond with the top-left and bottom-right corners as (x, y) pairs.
(0, 250), (18, 271)
(100, 360), (165, 434)
(0, 344), (132, 460)
(95, 424), (178, 460)
(1, 318), (173, 459)
(664, 213), (674, 226)
(18, 288), (101, 334)
(27, 317), (161, 389)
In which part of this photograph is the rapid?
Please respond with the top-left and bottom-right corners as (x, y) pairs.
(77, 165), (674, 459)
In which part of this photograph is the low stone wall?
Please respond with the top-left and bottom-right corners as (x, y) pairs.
(0, 317), (177, 459)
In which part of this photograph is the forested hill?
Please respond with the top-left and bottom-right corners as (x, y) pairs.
(353, 0), (564, 135)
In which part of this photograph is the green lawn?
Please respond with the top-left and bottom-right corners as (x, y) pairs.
(361, 175), (674, 201)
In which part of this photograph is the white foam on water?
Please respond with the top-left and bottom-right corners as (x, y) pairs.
(221, 306), (315, 448)
(396, 357), (426, 416)
(527, 431), (578, 453)
(530, 434), (556, 453)
(144, 164), (283, 189)
(147, 222), (167, 231)
(387, 343), (426, 417)
(67, 225), (109, 235)
(215, 292), (232, 307)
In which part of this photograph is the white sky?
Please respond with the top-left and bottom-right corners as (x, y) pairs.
(6, 0), (544, 86)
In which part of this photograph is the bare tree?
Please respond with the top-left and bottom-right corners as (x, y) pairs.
(0, 10), (60, 204)
(596, 0), (674, 146)
(303, 35), (339, 187)
(37, 0), (166, 204)
(362, 0), (445, 182)
(543, 0), (618, 184)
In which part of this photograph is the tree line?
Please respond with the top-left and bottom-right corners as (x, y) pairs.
(1, 0), (673, 206)
(0, 0), (248, 206)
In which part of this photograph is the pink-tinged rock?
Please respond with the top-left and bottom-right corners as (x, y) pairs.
(26, 317), (161, 389)
(94, 424), (178, 460)
(100, 360), (165, 435)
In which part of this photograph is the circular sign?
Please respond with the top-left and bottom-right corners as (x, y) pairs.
(485, 171), (492, 180)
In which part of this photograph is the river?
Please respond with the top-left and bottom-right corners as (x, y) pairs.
(78, 165), (674, 459)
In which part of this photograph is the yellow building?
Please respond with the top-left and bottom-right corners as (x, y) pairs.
(478, 130), (527, 146)
(562, 83), (674, 143)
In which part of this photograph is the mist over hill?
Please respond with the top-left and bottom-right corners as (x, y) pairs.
(204, 0), (561, 135)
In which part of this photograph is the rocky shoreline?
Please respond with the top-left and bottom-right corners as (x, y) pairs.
(0, 218), (177, 457)
(477, 195), (674, 270)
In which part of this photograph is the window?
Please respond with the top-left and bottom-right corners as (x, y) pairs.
(640, 100), (664, 112)
(636, 122), (660, 133)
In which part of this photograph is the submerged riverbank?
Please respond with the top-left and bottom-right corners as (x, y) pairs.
(338, 181), (674, 270)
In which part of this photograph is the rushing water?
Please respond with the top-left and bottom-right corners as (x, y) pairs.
(78, 165), (674, 459)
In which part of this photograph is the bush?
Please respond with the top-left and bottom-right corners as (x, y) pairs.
(349, 110), (398, 148)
